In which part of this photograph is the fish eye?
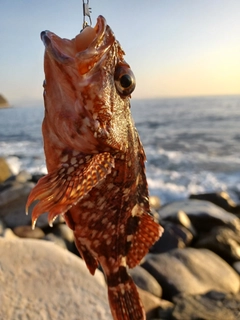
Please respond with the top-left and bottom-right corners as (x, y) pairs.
(114, 64), (136, 96)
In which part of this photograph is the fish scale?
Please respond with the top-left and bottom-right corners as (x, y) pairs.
(26, 15), (163, 320)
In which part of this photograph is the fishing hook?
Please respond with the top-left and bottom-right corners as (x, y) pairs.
(82, 0), (92, 29)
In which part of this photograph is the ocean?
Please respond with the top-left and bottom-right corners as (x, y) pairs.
(0, 95), (239, 204)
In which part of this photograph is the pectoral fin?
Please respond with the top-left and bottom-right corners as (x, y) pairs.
(26, 152), (114, 228)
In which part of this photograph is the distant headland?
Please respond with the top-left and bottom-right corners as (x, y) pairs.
(0, 94), (10, 108)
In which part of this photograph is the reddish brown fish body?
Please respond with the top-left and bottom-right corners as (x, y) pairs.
(27, 16), (163, 320)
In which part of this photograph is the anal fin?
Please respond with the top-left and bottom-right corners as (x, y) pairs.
(74, 236), (99, 275)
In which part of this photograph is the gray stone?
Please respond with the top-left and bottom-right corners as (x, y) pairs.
(150, 222), (193, 254)
(232, 261), (240, 275)
(142, 248), (240, 301)
(195, 226), (240, 262)
(137, 287), (173, 320)
(0, 238), (112, 320)
(0, 181), (49, 228)
(0, 218), (5, 236)
(161, 209), (197, 237)
(129, 265), (162, 297)
(157, 299), (175, 320)
(172, 291), (240, 320)
(31, 173), (45, 183)
(13, 225), (45, 239)
(16, 170), (32, 183)
(2, 228), (18, 239)
(44, 232), (68, 250)
(52, 223), (75, 251)
(158, 199), (240, 232)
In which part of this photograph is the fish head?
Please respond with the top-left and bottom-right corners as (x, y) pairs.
(41, 15), (136, 163)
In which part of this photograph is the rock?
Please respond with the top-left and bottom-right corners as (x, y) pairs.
(0, 181), (49, 228)
(0, 238), (112, 320)
(142, 248), (240, 301)
(0, 219), (5, 236)
(31, 173), (45, 183)
(151, 208), (161, 224)
(129, 265), (162, 297)
(161, 209), (197, 237)
(157, 299), (175, 320)
(15, 170), (32, 183)
(158, 199), (240, 232)
(232, 261), (240, 275)
(2, 228), (19, 239)
(52, 223), (75, 251)
(150, 222), (193, 254)
(0, 157), (12, 183)
(195, 226), (240, 262)
(137, 287), (173, 320)
(190, 192), (240, 214)
(13, 225), (45, 239)
(149, 196), (161, 211)
(44, 232), (68, 250)
(172, 291), (240, 320)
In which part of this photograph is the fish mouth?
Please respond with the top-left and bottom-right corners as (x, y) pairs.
(41, 15), (115, 66)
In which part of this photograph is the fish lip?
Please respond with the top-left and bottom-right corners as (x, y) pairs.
(40, 30), (75, 64)
(40, 16), (114, 65)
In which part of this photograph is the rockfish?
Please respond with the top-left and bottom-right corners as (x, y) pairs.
(26, 15), (163, 320)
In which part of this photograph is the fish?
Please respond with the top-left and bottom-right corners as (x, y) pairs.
(26, 15), (163, 320)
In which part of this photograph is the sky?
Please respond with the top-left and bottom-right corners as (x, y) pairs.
(0, 0), (240, 105)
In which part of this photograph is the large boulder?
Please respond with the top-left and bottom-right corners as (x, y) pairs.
(0, 238), (112, 320)
(142, 248), (240, 301)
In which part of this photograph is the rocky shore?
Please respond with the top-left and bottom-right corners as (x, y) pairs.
(0, 157), (240, 320)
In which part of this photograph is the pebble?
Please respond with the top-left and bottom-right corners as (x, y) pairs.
(13, 225), (45, 239)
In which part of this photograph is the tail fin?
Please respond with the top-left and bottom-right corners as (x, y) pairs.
(107, 267), (145, 320)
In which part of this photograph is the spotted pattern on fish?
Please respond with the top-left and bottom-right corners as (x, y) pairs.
(26, 15), (163, 320)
